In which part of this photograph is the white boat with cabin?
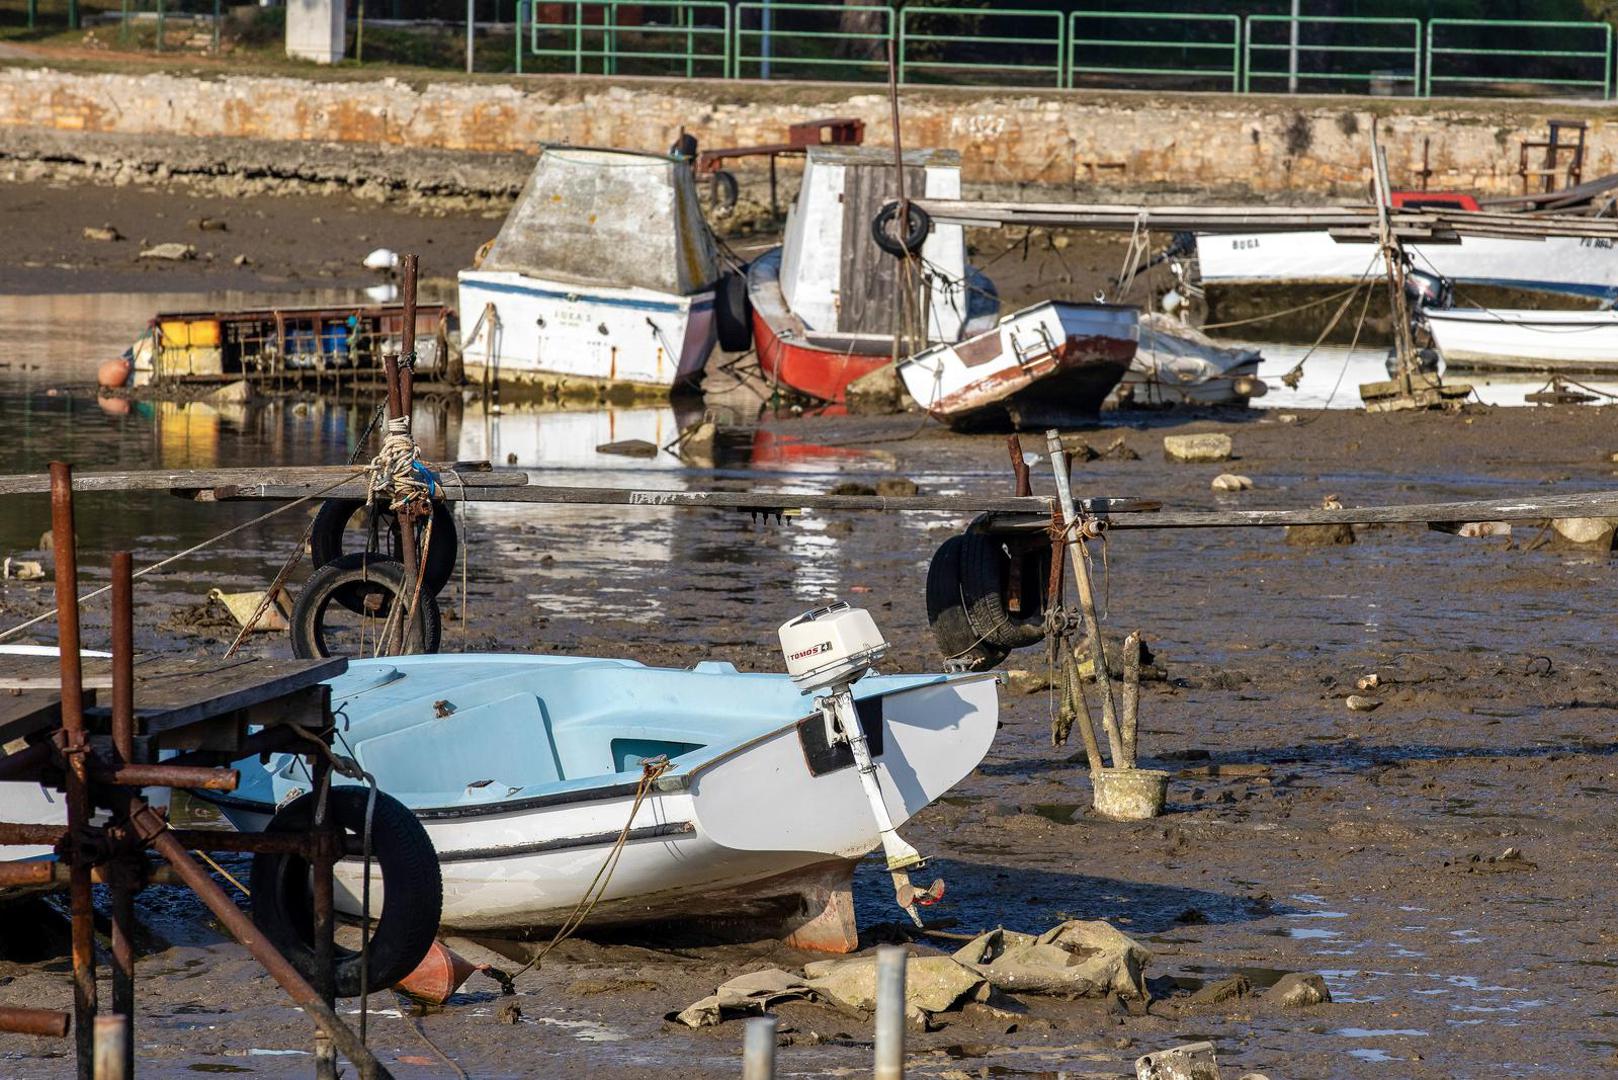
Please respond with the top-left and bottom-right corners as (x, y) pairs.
(458, 147), (723, 394)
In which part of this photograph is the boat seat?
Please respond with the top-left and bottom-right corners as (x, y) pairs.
(355, 693), (565, 795)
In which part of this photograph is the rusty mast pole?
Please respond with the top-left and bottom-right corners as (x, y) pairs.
(48, 462), (97, 1078)
(108, 551), (137, 1080)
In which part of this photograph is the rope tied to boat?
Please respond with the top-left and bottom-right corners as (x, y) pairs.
(506, 755), (673, 985)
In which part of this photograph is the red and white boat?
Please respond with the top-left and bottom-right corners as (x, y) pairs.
(749, 146), (999, 403)
(898, 301), (1138, 429)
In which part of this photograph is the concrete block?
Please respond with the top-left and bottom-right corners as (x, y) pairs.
(1163, 433), (1232, 463)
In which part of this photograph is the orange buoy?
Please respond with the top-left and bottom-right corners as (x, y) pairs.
(97, 356), (132, 389)
(96, 396), (131, 417)
(394, 941), (482, 1005)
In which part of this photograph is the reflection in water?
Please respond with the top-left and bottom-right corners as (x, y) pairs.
(1245, 341), (1618, 409)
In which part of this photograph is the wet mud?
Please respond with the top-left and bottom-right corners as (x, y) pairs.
(0, 180), (1616, 1077)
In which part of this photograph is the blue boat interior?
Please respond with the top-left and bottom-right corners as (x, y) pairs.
(240, 654), (946, 811)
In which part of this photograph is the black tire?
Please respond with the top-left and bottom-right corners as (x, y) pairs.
(715, 270), (753, 352)
(958, 530), (1047, 651)
(250, 787), (442, 999)
(292, 553), (441, 659)
(871, 202), (931, 258)
(709, 169), (739, 213)
(669, 132), (699, 160)
(925, 536), (1009, 672)
(310, 499), (458, 609)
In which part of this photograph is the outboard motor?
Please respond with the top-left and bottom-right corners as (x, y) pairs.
(1404, 268), (1452, 312)
(779, 602), (944, 925)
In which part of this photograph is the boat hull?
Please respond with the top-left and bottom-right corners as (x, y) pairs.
(458, 271), (717, 393)
(1197, 231), (1618, 301)
(747, 250), (889, 403)
(214, 664), (1000, 947)
(1424, 308), (1618, 373)
(1115, 314), (1265, 407)
(898, 301), (1138, 429)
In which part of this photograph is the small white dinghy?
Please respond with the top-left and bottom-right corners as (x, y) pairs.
(1114, 313), (1267, 407)
(209, 604), (999, 952)
(1423, 307), (1618, 374)
(898, 301), (1138, 429)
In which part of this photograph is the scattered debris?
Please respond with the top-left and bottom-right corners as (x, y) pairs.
(596, 439), (660, 459)
(1345, 694), (1381, 712)
(1454, 847), (1537, 874)
(829, 482), (879, 497)
(194, 217), (229, 231)
(138, 242), (197, 261)
(874, 477), (919, 498)
(953, 922), (1151, 1000)
(82, 225), (122, 242)
(497, 1001), (523, 1025)
(804, 953), (982, 1016)
(846, 362), (906, 415)
(1431, 520), (1512, 538)
(1188, 974), (1250, 1005)
(674, 968), (819, 1028)
(232, 254), (252, 267)
(207, 587), (292, 633)
(1268, 971), (1332, 1008)
(1163, 433), (1233, 463)
(2, 557), (45, 581)
(1210, 473), (1253, 492)
(1136, 1040), (1220, 1080)
(675, 421), (718, 465)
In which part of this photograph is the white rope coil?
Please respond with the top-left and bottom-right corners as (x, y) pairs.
(368, 415), (431, 512)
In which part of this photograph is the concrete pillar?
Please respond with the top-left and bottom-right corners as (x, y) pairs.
(286, 0), (344, 64)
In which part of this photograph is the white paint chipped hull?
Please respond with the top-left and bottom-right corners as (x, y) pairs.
(458, 271), (717, 389)
(898, 301), (1137, 427)
(1425, 307), (1618, 373)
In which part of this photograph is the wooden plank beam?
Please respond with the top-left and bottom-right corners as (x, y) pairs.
(0, 464), (525, 499)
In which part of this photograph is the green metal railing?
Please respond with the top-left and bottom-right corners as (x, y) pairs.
(517, 1), (730, 77)
(1068, 11), (1240, 93)
(1244, 15), (1420, 96)
(898, 7), (1063, 88)
(734, 2), (893, 81)
(501, 6), (1618, 102)
(1426, 19), (1611, 99)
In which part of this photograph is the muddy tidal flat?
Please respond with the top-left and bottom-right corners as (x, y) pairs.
(0, 179), (1617, 1078)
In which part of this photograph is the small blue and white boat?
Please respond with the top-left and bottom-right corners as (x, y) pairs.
(208, 637), (999, 951)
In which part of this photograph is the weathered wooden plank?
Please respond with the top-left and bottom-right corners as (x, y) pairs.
(0, 689), (80, 744)
(840, 162), (926, 335)
(0, 464), (524, 498)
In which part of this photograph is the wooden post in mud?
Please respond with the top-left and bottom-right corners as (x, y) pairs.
(873, 946), (907, 1080)
(741, 1015), (777, 1080)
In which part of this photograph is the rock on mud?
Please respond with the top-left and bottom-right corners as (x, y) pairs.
(875, 477), (919, 498)
(846, 362), (905, 415)
(1284, 522), (1355, 546)
(1267, 972), (1331, 1008)
(82, 225), (121, 242)
(1211, 473), (1252, 492)
(138, 242), (196, 261)
(1551, 517), (1618, 549)
(1345, 694), (1380, 712)
(1163, 433), (1232, 463)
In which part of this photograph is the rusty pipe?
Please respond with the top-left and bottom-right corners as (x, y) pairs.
(48, 462), (97, 1077)
(0, 860), (187, 889)
(91, 764), (239, 791)
(129, 803), (390, 1079)
(0, 1006), (71, 1038)
(0, 861), (57, 887)
(110, 552), (133, 765)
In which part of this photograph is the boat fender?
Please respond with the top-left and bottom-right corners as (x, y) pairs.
(250, 787), (442, 999)
(290, 553), (443, 659)
(925, 535), (1009, 671)
(871, 202), (932, 258)
(958, 530), (1047, 652)
(309, 498), (458, 608)
(715, 270), (753, 352)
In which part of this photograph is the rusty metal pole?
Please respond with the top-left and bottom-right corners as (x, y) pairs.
(49, 461), (97, 1079)
(91, 1014), (129, 1080)
(387, 254), (423, 655)
(108, 553), (136, 1080)
(311, 757), (339, 1080)
(399, 254), (418, 418)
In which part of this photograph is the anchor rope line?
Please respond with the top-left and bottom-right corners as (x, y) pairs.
(0, 473), (365, 644)
(1322, 276), (1381, 409)
(507, 756), (673, 984)
(1197, 280), (1367, 331)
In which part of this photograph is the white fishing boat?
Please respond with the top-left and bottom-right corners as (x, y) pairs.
(1422, 307), (1618, 373)
(207, 605), (1000, 951)
(898, 301), (1137, 429)
(457, 146), (724, 395)
(1203, 187), (1618, 302)
(1114, 314), (1267, 407)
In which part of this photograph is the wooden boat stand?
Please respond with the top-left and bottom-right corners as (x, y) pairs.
(0, 463), (391, 1079)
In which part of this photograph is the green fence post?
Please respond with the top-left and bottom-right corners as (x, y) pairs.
(212, 0), (220, 56)
(26, 0), (35, 31)
(156, 0), (165, 52)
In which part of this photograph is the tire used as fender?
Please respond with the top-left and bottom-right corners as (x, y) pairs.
(250, 787), (442, 999)
(871, 202), (932, 258)
(957, 529), (1048, 652)
(709, 169), (739, 214)
(309, 499), (458, 609)
(291, 553), (442, 659)
(925, 535), (1009, 672)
